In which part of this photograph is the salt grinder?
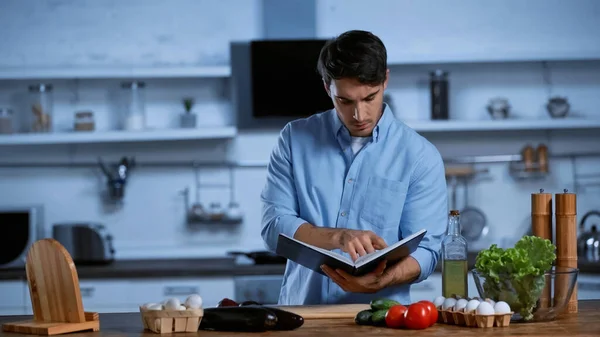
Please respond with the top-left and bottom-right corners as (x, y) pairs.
(531, 189), (552, 309)
(555, 189), (578, 314)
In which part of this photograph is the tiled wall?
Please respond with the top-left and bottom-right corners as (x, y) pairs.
(1, 0), (599, 259)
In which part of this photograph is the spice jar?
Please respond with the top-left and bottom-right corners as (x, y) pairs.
(74, 111), (95, 131)
(0, 108), (14, 134)
(121, 81), (146, 131)
(28, 84), (53, 133)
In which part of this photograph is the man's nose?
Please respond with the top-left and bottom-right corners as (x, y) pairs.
(353, 105), (365, 122)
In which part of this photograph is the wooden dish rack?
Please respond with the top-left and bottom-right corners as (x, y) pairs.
(1, 239), (100, 335)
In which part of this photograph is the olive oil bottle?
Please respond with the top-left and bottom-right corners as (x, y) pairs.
(441, 210), (468, 298)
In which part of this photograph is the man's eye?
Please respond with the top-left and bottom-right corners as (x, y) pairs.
(365, 97), (374, 102)
(338, 99), (352, 105)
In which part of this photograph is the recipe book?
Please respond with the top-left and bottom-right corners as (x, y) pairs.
(275, 228), (427, 276)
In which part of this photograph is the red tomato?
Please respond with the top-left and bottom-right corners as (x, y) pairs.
(418, 300), (439, 326)
(404, 303), (430, 330)
(385, 305), (408, 329)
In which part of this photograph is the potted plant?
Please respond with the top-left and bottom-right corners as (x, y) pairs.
(180, 97), (197, 128)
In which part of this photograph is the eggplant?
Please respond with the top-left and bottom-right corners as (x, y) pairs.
(199, 306), (278, 332)
(244, 305), (304, 330)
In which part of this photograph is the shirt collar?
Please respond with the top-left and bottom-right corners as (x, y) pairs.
(330, 102), (394, 143)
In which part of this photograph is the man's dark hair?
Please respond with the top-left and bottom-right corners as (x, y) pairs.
(317, 30), (387, 86)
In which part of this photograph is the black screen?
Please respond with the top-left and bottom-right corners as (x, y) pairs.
(0, 212), (30, 265)
(250, 40), (334, 118)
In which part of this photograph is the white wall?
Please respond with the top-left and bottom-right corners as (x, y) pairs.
(1, 0), (600, 258)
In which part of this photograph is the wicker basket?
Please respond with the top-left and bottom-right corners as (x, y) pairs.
(140, 307), (204, 334)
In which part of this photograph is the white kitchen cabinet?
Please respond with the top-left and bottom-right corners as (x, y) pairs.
(411, 272), (480, 303)
(131, 277), (235, 309)
(25, 277), (235, 313)
(24, 279), (133, 313)
(0, 281), (25, 308)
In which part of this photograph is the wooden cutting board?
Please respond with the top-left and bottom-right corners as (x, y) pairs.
(271, 304), (370, 319)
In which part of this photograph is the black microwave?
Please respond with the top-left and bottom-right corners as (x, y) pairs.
(231, 39), (334, 130)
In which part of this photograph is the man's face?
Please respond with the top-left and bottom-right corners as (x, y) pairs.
(324, 71), (388, 137)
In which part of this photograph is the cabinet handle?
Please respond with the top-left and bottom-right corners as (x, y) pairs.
(80, 287), (95, 297)
(164, 286), (199, 296)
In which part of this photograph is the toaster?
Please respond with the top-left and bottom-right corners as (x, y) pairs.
(52, 222), (115, 265)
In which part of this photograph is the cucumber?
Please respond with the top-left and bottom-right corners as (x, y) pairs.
(354, 309), (373, 325)
(370, 298), (400, 311)
(371, 309), (388, 326)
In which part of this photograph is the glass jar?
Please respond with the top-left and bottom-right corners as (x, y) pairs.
(74, 111), (95, 131)
(0, 107), (14, 134)
(28, 84), (53, 133)
(121, 81), (146, 131)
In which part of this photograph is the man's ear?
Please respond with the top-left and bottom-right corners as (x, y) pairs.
(383, 69), (390, 90)
(323, 79), (331, 97)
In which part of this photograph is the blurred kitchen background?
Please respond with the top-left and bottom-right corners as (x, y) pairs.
(1, 0), (600, 315)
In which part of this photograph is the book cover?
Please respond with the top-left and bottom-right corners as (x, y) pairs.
(275, 228), (427, 276)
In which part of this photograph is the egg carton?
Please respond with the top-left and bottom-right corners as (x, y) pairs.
(437, 309), (514, 328)
(139, 307), (204, 334)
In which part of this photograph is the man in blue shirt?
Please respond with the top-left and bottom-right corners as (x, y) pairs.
(260, 30), (448, 305)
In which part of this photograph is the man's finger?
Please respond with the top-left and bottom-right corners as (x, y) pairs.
(361, 237), (376, 254)
(372, 235), (388, 249)
(322, 265), (351, 290)
(347, 242), (359, 261)
(355, 241), (367, 257)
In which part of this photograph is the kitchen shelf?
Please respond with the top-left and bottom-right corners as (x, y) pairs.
(403, 118), (600, 132)
(0, 127), (237, 145)
(0, 65), (231, 80)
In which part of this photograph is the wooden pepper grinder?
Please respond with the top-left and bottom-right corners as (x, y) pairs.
(554, 189), (578, 314)
(531, 189), (553, 308)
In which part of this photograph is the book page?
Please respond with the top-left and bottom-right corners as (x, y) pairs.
(355, 228), (427, 268)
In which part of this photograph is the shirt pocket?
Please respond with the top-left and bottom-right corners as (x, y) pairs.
(359, 175), (408, 229)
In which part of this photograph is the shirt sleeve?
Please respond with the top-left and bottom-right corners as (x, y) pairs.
(260, 123), (308, 252)
(400, 144), (448, 283)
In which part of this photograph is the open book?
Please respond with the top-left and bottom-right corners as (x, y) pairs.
(275, 229), (427, 276)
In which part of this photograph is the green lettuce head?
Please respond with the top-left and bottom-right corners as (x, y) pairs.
(474, 235), (556, 321)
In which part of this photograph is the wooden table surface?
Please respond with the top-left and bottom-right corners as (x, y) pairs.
(1, 300), (599, 336)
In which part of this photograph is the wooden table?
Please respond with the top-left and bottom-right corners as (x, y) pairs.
(1, 300), (599, 336)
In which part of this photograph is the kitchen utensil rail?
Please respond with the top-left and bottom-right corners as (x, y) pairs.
(0, 152), (599, 168)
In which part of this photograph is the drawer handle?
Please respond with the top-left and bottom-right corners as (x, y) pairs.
(578, 282), (600, 291)
(164, 286), (199, 296)
(412, 283), (435, 291)
(80, 287), (95, 297)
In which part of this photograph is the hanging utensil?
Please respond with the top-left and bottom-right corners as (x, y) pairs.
(460, 177), (489, 242)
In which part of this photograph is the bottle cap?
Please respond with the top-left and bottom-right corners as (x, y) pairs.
(450, 210), (460, 216)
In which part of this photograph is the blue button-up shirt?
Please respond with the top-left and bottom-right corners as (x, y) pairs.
(260, 103), (448, 305)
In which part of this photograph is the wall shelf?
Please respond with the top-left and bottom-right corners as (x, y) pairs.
(0, 127), (237, 145)
(404, 118), (600, 133)
(0, 65), (231, 80)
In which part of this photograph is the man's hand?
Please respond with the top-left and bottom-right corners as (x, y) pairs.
(336, 229), (388, 261)
(321, 256), (422, 294)
(320, 261), (392, 293)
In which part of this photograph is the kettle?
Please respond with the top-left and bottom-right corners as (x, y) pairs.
(577, 210), (600, 262)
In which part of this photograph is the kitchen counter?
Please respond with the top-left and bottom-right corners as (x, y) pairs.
(1, 252), (599, 281)
(1, 300), (599, 336)
(0, 257), (286, 280)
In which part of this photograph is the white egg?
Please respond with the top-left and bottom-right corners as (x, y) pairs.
(164, 297), (181, 310)
(140, 302), (155, 310)
(476, 301), (495, 315)
(433, 296), (445, 309)
(442, 298), (457, 310)
(465, 299), (481, 313)
(454, 298), (468, 312)
(184, 294), (203, 309)
(485, 298), (496, 307)
(493, 301), (511, 314)
(147, 303), (163, 311)
(177, 305), (187, 310)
